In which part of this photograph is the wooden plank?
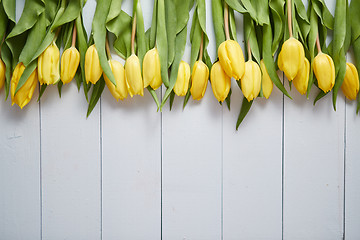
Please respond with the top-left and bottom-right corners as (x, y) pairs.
(0, 92), (41, 239)
(223, 83), (283, 239)
(283, 86), (345, 239)
(101, 89), (161, 239)
(40, 84), (101, 240)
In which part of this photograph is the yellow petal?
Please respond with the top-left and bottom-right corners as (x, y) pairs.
(241, 60), (261, 101)
(341, 62), (359, 100)
(260, 59), (273, 99)
(190, 60), (209, 100)
(218, 39), (245, 80)
(293, 58), (310, 95)
(143, 48), (162, 90)
(85, 44), (103, 84)
(210, 61), (231, 102)
(174, 61), (191, 96)
(104, 59), (128, 101)
(125, 54), (144, 97)
(313, 53), (335, 93)
(0, 58), (5, 90)
(38, 42), (60, 85)
(278, 37), (305, 81)
(61, 47), (80, 84)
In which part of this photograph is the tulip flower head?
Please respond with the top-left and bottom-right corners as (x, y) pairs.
(278, 37), (305, 81)
(341, 62), (359, 100)
(293, 58), (310, 95)
(85, 44), (103, 84)
(260, 59), (273, 99)
(104, 59), (128, 101)
(125, 54), (144, 97)
(218, 39), (245, 80)
(210, 61), (231, 102)
(313, 52), (335, 93)
(0, 58), (5, 90)
(174, 60), (191, 96)
(241, 60), (261, 102)
(61, 47), (80, 84)
(143, 48), (162, 90)
(190, 60), (209, 100)
(38, 41), (60, 85)
(11, 63), (38, 109)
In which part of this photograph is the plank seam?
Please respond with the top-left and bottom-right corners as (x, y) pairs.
(100, 97), (103, 240)
(343, 97), (346, 240)
(281, 73), (285, 240)
(39, 85), (43, 240)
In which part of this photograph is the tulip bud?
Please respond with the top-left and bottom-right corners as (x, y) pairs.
(60, 47), (80, 84)
(143, 48), (162, 90)
(241, 60), (261, 102)
(174, 61), (191, 96)
(293, 58), (310, 95)
(0, 58), (5, 90)
(312, 52), (335, 93)
(278, 37), (305, 81)
(341, 62), (359, 100)
(260, 59), (273, 99)
(38, 42), (60, 85)
(104, 59), (128, 101)
(125, 54), (144, 97)
(210, 61), (231, 102)
(190, 60), (209, 100)
(218, 39), (245, 80)
(85, 44), (103, 84)
(11, 63), (38, 109)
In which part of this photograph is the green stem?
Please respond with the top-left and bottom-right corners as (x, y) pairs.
(316, 33), (322, 54)
(131, 13), (137, 55)
(224, 2), (230, 40)
(71, 22), (77, 47)
(198, 32), (204, 61)
(287, 0), (293, 38)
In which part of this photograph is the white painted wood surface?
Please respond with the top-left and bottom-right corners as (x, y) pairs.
(0, 0), (359, 239)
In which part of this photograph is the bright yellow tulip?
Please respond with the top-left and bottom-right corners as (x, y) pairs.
(313, 52), (335, 93)
(104, 59), (128, 101)
(60, 47), (80, 84)
(143, 48), (162, 90)
(341, 62), (359, 100)
(125, 54), (144, 97)
(11, 63), (38, 109)
(85, 44), (103, 84)
(278, 37), (305, 81)
(210, 61), (231, 102)
(38, 42), (60, 85)
(190, 60), (209, 100)
(241, 60), (261, 102)
(173, 60), (191, 96)
(218, 39), (245, 80)
(260, 59), (273, 99)
(0, 58), (5, 90)
(293, 58), (310, 95)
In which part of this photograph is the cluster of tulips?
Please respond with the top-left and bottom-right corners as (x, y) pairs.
(0, 0), (360, 129)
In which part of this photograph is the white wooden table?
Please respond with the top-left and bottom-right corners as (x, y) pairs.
(0, 0), (359, 239)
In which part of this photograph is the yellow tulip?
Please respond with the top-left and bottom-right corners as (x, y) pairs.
(38, 42), (60, 85)
(125, 54), (144, 97)
(210, 61), (231, 102)
(60, 47), (80, 84)
(11, 63), (38, 109)
(241, 60), (261, 102)
(85, 44), (103, 84)
(190, 60), (209, 100)
(341, 62), (359, 100)
(174, 60), (191, 96)
(0, 58), (5, 90)
(218, 39), (245, 80)
(313, 52), (335, 93)
(278, 37), (305, 81)
(104, 59), (128, 101)
(143, 48), (162, 90)
(293, 58), (310, 95)
(260, 59), (273, 99)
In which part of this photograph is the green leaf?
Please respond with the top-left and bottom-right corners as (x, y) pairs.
(134, 0), (146, 63)
(253, 0), (270, 26)
(2, 0), (16, 22)
(109, 11), (132, 59)
(165, 0), (176, 67)
(87, 77), (105, 117)
(350, 0), (360, 42)
(236, 97), (252, 130)
(37, 84), (47, 102)
(211, 0), (225, 51)
(269, 0), (285, 55)
(156, 0), (169, 86)
(52, 0), (82, 30)
(92, 0), (115, 86)
(175, 0), (190, 32)
(106, 0), (123, 23)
